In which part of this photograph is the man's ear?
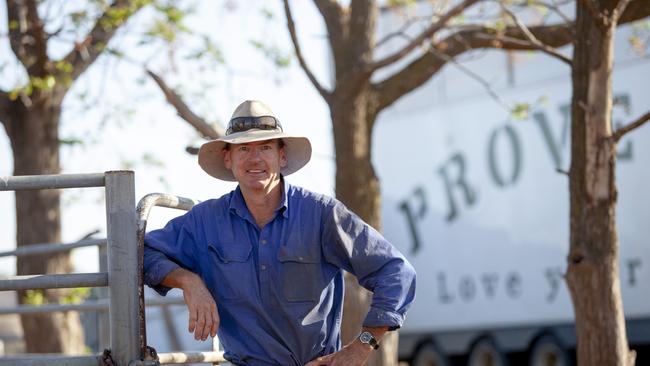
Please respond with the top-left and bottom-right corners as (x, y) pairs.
(279, 147), (288, 168)
(223, 149), (232, 169)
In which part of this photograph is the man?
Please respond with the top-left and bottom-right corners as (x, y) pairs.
(144, 100), (416, 366)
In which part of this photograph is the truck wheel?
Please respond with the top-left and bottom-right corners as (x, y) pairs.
(468, 338), (508, 366)
(529, 334), (572, 366)
(411, 343), (449, 366)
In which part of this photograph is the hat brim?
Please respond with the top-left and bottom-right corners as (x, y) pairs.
(198, 129), (312, 181)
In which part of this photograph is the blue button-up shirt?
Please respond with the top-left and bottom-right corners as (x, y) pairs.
(144, 182), (416, 366)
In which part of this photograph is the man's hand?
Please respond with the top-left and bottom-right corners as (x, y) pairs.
(305, 340), (372, 366)
(161, 268), (219, 341)
(306, 327), (388, 366)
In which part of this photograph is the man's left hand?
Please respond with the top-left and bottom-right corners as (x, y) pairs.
(305, 340), (373, 366)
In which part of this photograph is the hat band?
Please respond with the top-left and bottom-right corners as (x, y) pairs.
(226, 116), (282, 135)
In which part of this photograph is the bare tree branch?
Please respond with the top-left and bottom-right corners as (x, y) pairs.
(618, 0), (649, 24)
(613, 0), (632, 23)
(500, 4), (572, 65)
(368, 0), (482, 72)
(7, 0), (49, 76)
(612, 110), (650, 142)
(376, 15), (429, 48)
(313, 0), (346, 68)
(283, 0), (331, 101)
(511, 0), (573, 24)
(372, 20), (565, 111)
(146, 70), (224, 139)
(373, 33), (465, 111)
(372, 0), (650, 113)
(60, 0), (148, 85)
(430, 46), (513, 111)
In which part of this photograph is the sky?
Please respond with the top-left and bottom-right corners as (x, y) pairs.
(0, 0), (335, 275)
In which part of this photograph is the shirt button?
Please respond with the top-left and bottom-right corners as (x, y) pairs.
(261, 265), (267, 271)
(261, 239), (267, 245)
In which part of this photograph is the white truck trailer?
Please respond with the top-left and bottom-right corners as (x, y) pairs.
(373, 21), (650, 366)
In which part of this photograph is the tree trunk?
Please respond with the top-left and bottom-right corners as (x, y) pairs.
(6, 97), (85, 354)
(566, 1), (634, 365)
(330, 91), (398, 366)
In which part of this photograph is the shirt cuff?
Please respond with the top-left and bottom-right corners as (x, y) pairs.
(144, 260), (180, 296)
(362, 306), (405, 331)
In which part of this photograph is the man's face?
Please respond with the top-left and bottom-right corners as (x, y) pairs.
(223, 139), (287, 192)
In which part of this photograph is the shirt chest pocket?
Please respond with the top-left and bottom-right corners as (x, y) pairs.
(207, 243), (252, 301)
(277, 242), (323, 303)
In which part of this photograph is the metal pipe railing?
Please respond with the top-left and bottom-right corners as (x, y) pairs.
(0, 239), (106, 258)
(0, 297), (185, 315)
(130, 351), (226, 365)
(0, 273), (108, 291)
(135, 193), (201, 361)
(0, 173), (105, 191)
(0, 355), (101, 366)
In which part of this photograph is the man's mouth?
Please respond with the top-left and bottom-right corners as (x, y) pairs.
(247, 169), (265, 174)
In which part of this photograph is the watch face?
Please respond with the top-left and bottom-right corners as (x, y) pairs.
(360, 332), (372, 343)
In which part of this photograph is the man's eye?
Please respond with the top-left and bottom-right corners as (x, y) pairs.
(261, 145), (272, 150)
(239, 146), (248, 151)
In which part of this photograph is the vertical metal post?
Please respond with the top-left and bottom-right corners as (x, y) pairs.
(105, 171), (140, 365)
(97, 244), (110, 351)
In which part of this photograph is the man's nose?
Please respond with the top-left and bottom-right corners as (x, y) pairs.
(248, 147), (262, 160)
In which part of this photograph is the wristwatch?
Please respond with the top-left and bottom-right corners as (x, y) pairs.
(358, 331), (380, 350)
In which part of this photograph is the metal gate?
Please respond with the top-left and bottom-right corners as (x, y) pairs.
(0, 171), (225, 365)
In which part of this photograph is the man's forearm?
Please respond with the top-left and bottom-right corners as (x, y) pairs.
(161, 267), (201, 290)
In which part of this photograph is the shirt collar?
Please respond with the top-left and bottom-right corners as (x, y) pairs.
(229, 178), (290, 220)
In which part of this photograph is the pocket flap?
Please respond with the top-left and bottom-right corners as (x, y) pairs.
(277, 242), (320, 264)
(208, 242), (252, 263)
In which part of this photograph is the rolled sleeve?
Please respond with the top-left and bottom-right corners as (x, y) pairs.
(143, 246), (181, 296)
(143, 210), (198, 296)
(363, 307), (405, 330)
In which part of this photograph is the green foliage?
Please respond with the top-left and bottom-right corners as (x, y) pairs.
(69, 10), (89, 28)
(143, 1), (194, 44)
(22, 288), (91, 306)
(629, 21), (650, 55)
(61, 287), (91, 304)
(250, 40), (292, 69)
(142, 153), (165, 168)
(55, 61), (74, 74)
(59, 137), (85, 146)
(511, 102), (530, 120)
(23, 290), (46, 305)
(260, 7), (275, 20)
(185, 35), (225, 63)
(32, 75), (56, 90)
(103, 0), (153, 30)
(387, 0), (417, 7)
(8, 75), (56, 100)
(512, 96), (548, 120)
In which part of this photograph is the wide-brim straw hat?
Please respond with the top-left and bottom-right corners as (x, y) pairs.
(198, 100), (312, 181)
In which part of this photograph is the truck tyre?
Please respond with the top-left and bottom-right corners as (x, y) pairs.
(411, 343), (450, 366)
(468, 338), (508, 366)
(529, 334), (572, 366)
